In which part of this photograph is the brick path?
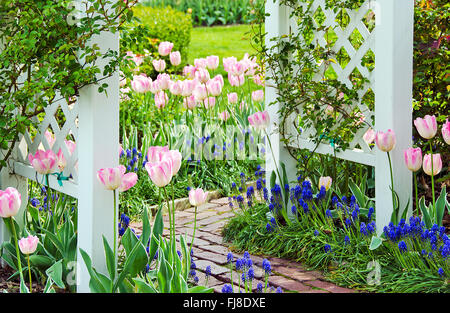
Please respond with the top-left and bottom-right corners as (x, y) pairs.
(131, 197), (356, 294)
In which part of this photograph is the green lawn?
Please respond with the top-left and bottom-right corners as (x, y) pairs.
(187, 24), (259, 76)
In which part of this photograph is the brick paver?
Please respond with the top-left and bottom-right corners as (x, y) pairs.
(135, 196), (357, 294)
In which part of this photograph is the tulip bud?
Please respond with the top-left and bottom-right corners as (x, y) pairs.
(318, 176), (332, 191)
(422, 153), (442, 176)
(248, 111), (270, 131)
(189, 188), (208, 207)
(158, 41), (174, 56)
(153, 59), (166, 72)
(170, 51), (181, 66)
(251, 90), (264, 102)
(206, 55), (219, 70)
(28, 150), (58, 174)
(442, 119), (450, 145)
(404, 148), (422, 172)
(0, 187), (21, 218)
(375, 129), (396, 152)
(18, 235), (39, 255)
(414, 115), (437, 140)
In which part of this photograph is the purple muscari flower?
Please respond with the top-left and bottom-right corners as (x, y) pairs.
(291, 205), (297, 214)
(227, 252), (234, 264)
(236, 259), (243, 271)
(325, 209), (332, 218)
(221, 284), (233, 293)
(247, 268), (255, 281)
(189, 269), (196, 277)
(324, 244), (331, 253)
(205, 265), (211, 277)
(241, 272), (246, 283)
(257, 282), (263, 293)
(368, 207), (374, 221)
(344, 235), (350, 245)
(266, 223), (273, 232)
(438, 268), (444, 277)
(177, 250), (182, 259)
(243, 251), (250, 259)
(314, 230), (319, 236)
(262, 259), (271, 274)
(30, 198), (40, 207)
(276, 287), (283, 293)
(194, 276), (199, 284)
(360, 222), (368, 236)
(398, 240), (407, 253)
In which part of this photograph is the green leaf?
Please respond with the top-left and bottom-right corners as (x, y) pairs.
(29, 255), (54, 269)
(419, 196), (432, 229)
(20, 278), (30, 293)
(348, 179), (368, 208)
(133, 278), (158, 293)
(114, 240), (148, 291)
(45, 260), (65, 289)
(79, 248), (108, 293)
(102, 235), (116, 282)
(369, 236), (383, 251)
(188, 286), (214, 293)
(139, 206), (152, 247)
(435, 185), (447, 226)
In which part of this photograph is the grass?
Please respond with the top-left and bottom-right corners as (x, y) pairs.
(188, 24), (259, 76)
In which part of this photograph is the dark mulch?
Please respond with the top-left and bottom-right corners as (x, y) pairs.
(0, 265), (45, 293)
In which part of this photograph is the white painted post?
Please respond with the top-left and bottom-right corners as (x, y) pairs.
(265, 0), (298, 189)
(76, 13), (120, 292)
(374, 0), (414, 232)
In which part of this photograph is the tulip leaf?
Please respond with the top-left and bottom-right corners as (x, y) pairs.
(45, 259), (65, 289)
(419, 196), (432, 229)
(188, 286), (214, 293)
(348, 178), (368, 208)
(79, 248), (108, 293)
(133, 278), (158, 293)
(29, 255), (54, 269)
(102, 235), (116, 282)
(435, 185), (447, 226)
(369, 236), (383, 251)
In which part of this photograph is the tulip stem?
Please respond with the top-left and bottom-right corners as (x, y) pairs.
(190, 205), (198, 255)
(27, 254), (32, 293)
(413, 172), (419, 217)
(387, 152), (397, 223)
(10, 218), (24, 287)
(162, 187), (173, 240)
(429, 141), (436, 216)
(113, 189), (117, 270)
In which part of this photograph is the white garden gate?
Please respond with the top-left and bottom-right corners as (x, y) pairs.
(264, 0), (414, 232)
(0, 1), (119, 292)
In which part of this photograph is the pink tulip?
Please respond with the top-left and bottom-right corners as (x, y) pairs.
(248, 111), (270, 131)
(145, 159), (173, 187)
(147, 146), (169, 165)
(193, 84), (208, 102)
(375, 129), (396, 152)
(131, 75), (151, 93)
(252, 74), (263, 86)
(158, 41), (174, 56)
(422, 153), (442, 176)
(228, 73), (245, 87)
(133, 54), (144, 67)
(251, 90), (264, 102)
(163, 150), (182, 176)
(206, 79), (222, 97)
(28, 150), (58, 174)
(414, 115), (437, 139)
(118, 172), (138, 192)
(18, 235), (39, 255)
(363, 128), (375, 145)
(153, 59), (166, 72)
(212, 74), (224, 88)
(155, 91), (169, 109)
(183, 65), (196, 78)
(149, 80), (161, 94)
(203, 97), (216, 109)
(170, 51), (181, 66)
(0, 187), (21, 218)
(181, 80), (196, 97)
(156, 73), (171, 90)
(219, 111), (230, 122)
(318, 176), (332, 191)
(231, 61), (246, 76)
(206, 55), (219, 70)
(404, 148), (422, 172)
(57, 140), (77, 171)
(194, 68), (210, 83)
(169, 80), (183, 96)
(183, 95), (197, 110)
(442, 119), (450, 145)
(97, 165), (126, 190)
(44, 130), (56, 148)
(223, 57), (237, 73)
(189, 188), (208, 207)
(227, 92), (238, 104)
(194, 58), (207, 69)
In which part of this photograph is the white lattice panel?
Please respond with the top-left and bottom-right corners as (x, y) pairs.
(287, 0), (377, 166)
(16, 95), (79, 186)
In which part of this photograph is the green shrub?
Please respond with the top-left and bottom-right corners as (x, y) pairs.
(131, 5), (192, 66)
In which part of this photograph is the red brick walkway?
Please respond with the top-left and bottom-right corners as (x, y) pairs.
(132, 197), (356, 293)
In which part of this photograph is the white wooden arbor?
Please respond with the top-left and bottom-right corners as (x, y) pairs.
(265, 0), (414, 232)
(0, 1), (119, 292)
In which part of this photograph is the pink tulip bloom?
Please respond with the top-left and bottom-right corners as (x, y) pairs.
(251, 90), (264, 102)
(97, 165), (126, 190)
(183, 95), (197, 110)
(194, 68), (210, 83)
(212, 74), (224, 88)
(189, 188), (208, 207)
(57, 140), (77, 171)
(318, 176), (332, 191)
(423, 153), (442, 176)
(149, 80), (161, 94)
(0, 187), (21, 218)
(203, 97), (216, 109)
(145, 159), (173, 188)
(170, 51), (181, 66)
(219, 111), (230, 122)
(404, 148), (422, 172)
(147, 146), (169, 165)
(206, 79), (222, 97)
(131, 75), (151, 93)
(231, 61), (246, 76)
(228, 73), (245, 87)
(163, 150), (182, 176)
(442, 119), (450, 145)
(227, 92), (238, 104)
(156, 73), (171, 90)
(193, 84), (208, 102)
(414, 115), (437, 139)
(194, 58), (207, 69)
(183, 65), (196, 78)
(375, 129), (396, 152)
(133, 54), (144, 67)
(155, 91), (169, 109)
(18, 235), (39, 255)
(169, 80), (183, 96)
(181, 80), (196, 97)
(252, 74), (263, 86)
(248, 111), (270, 131)
(158, 41), (174, 56)
(153, 59), (166, 72)
(118, 172), (138, 192)
(223, 56), (237, 73)
(206, 55), (219, 70)
(28, 150), (58, 174)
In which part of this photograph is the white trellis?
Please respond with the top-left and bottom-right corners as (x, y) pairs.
(0, 1), (119, 292)
(265, 0), (414, 232)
